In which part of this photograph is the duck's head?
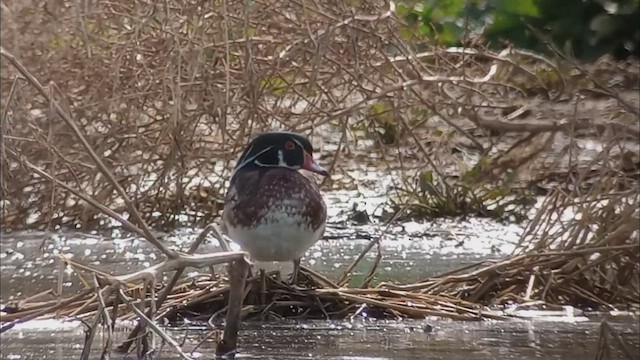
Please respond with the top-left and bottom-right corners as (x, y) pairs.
(232, 131), (329, 177)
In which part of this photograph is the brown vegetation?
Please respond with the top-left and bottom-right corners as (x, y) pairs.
(2, 0), (638, 230)
(1, 0), (639, 357)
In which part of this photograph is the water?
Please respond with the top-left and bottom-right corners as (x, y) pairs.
(1, 227), (639, 359)
(0, 217), (520, 303)
(1, 317), (638, 359)
(0, 186), (637, 359)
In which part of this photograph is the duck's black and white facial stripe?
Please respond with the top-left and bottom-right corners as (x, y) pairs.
(254, 148), (299, 170)
(231, 131), (327, 180)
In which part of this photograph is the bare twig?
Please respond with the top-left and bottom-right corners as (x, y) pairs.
(118, 224), (218, 352)
(0, 46), (176, 259)
(118, 289), (193, 360)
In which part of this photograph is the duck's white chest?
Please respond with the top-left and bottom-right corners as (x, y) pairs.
(226, 211), (324, 261)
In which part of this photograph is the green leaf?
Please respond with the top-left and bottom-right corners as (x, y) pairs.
(445, 199), (457, 214)
(49, 34), (67, 49)
(480, 156), (490, 169)
(370, 102), (388, 116)
(418, 23), (433, 37)
(438, 22), (461, 45)
(85, 20), (96, 32)
(396, 3), (410, 17)
(246, 26), (257, 38)
(485, 186), (508, 200)
(429, 0), (466, 19)
(462, 156), (489, 184)
(203, 48), (215, 59)
(420, 170), (434, 187)
(419, 170), (441, 197)
(490, 12), (521, 33)
(399, 27), (415, 41)
(492, 0), (539, 16)
(259, 76), (288, 96)
(406, 11), (420, 25)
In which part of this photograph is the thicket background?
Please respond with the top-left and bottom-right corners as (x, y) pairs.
(1, 0), (638, 232)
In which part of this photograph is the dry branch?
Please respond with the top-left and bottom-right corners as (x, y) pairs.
(2, 0), (637, 232)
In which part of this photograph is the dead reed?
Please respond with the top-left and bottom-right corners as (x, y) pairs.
(2, 0), (638, 231)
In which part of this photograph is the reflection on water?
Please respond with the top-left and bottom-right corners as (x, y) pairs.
(1, 318), (638, 359)
(0, 173), (528, 300)
(0, 194), (636, 359)
(0, 217), (519, 302)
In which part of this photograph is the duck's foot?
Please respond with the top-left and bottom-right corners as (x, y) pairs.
(286, 258), (301, 285)
(258, 269), (267, 304)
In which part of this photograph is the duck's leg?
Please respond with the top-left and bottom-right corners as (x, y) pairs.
(291, 258), (301, 284)
(258, 269), (267, 305)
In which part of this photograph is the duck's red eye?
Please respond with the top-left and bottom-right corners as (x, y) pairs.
(285, 141), (295, 150)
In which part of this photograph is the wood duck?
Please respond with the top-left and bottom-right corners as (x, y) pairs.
(222, 131), (328, 283)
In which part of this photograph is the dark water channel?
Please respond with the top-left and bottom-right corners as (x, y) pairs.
(1, 226), (638, 359)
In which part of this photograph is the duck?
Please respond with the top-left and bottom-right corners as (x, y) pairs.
(222, 131), (328, 283)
